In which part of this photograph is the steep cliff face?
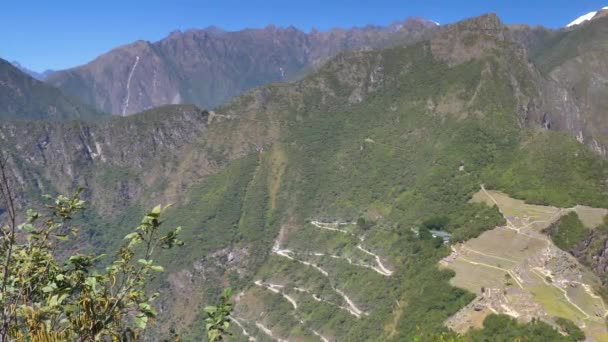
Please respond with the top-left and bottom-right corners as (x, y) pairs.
(46, 18), (439, 115)
(529, 17), (608, 157)
(570, 227), (608, 282)
(0, 58), (102, 121)
(0, 105), (211, 213)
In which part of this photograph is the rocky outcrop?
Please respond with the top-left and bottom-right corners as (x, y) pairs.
(570, 228), (608, 282)
(430, 13), (507, 66)
(527, 17), (608, 158)
(0, 105), (210, 213)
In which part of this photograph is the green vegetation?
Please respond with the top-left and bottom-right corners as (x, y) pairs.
(530, 17), (608, 74)
(545, 212), (589, 250)
(204, 288), (233, 342)
(422, 216), (450, 230)
(555, 317), (585, 342)
(487, 132), (608, 208)
(0, 58), (104, 121)
(416, 315), (584, 341)
(0, 188), (182, 340)
(467, 315), (583, 342)
(448, 203), (505, 242)
(109, 34), (608, 340)
(3, 16), (608, 341)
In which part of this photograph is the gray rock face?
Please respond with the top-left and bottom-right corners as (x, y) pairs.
(46, 18), (439, 115)
(0, 105), (210, 213)
(527, 17), (608, 158)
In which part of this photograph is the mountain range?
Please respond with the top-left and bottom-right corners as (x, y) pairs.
(2, 7), (608, 341)
(45, 17), (439, 115)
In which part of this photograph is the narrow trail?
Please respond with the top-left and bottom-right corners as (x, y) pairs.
(255, 281), (298, 309)
(256, 281), (360, 319)
(356, 245), (394, 276)
(230, 316), (256, 341)
(310, 220), (354, 235)
(577, 283), (608, 317)
(520, 220), (549, 230)
(312, 329), (330, 342)
(480, 185), (556, 243)
(273, 243), (330, 276)
(289, 250), (391, 276)
(270, 241), (367, 318)
(122, 55), (140, 116)
(579, 283), (605, 302)
(461, 246), (519, 264)
(481, 185), (518, 230)
(312, 293), (362, 318)
(309, 220), (394, 276)
(531, 268), (592, 320)
(255, 322), (288, 342)
(456, 250), (524, 289)
(335, 288), (367, 318)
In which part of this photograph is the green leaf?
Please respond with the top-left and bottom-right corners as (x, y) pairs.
(55, 234), (69, 241)
(150, 265), (164, 272)
(149, 205), (162, 218)
(139, 303), (152, 311)
(18, 223), (36, 232)
(85, 277), (97, 289)
(204, 306), (217, 314)
(138, 259), (151, 266)
(134, 314), (148, 329)
(49, 294), (59, 307)
(124, 232), (138, 240)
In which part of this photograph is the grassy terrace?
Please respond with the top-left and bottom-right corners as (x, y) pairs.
(443, 189), (608, 340)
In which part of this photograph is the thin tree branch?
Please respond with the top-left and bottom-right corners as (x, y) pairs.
(0, 150), (17, 342)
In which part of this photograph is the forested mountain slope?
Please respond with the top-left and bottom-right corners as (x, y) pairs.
(1, 13), (608, 341)
(0, 58), (103, 121)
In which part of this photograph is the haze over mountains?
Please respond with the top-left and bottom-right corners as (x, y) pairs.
(10, 61), (55, 80)
(2, 6), (608, 341)
(0, 58), (101, 120)
(44, 17), (439, 115)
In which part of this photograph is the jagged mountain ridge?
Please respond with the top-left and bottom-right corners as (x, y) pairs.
(39, 12), (608, 159)
(46, 17), (440, 115)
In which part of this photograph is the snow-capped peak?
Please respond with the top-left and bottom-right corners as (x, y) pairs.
(566, 6), (608, 27)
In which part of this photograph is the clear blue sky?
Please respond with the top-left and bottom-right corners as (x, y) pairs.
(1, 0), (606, 71)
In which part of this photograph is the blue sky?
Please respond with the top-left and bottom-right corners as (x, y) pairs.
(1, 0), (606, 71)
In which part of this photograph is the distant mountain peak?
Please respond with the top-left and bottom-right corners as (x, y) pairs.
(566, 6), (608, 27)
(9, 60), (55, 80)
